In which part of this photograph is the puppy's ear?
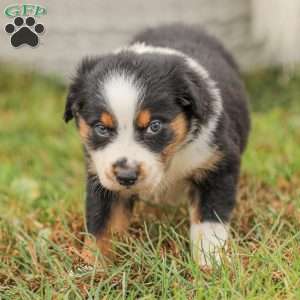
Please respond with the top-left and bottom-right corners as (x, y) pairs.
(64, 89), (76, 123)
(63, 57), (99, 123)
(178, 70), (214, 124)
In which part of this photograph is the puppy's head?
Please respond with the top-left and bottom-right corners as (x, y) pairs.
(64, 49), (217, 193)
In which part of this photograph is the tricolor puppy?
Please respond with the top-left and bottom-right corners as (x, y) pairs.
(64, 24), (250, 267)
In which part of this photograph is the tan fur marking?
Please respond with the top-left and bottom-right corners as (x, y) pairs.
(189, 201), (201, 225)
(96, 201), (131, 255)
(188, 185), (201, 224)
(191, 150), (223, 181)
(162, 113), (188, 161)
(78, 117), (90, 140)
(81, 236), (109, 265)
(100, 112), (114, 128)
(138, 163), (147, 180)
(188, 151), (223, 225)
(109, 201), (131, 233)
(136, 110), (151, 128)
(81, 201), (131, 264)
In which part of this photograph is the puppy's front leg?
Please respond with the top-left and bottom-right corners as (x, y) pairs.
(82, 174), (134, 264)
(189, 167), (238, 267)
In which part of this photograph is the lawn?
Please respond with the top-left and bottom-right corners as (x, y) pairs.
(0, 65), (300, 299)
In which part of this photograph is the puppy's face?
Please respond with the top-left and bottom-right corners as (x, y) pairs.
(64, 51), (214, 193)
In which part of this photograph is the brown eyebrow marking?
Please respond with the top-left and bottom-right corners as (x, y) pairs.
(100, 112), (115, 128)
(136, 109), (151, 128)
(78, 117), (90, 140)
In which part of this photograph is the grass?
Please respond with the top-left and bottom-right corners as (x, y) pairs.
(0, 64), (300, 299)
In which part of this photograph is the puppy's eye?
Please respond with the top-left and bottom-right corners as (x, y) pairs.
(146, 120), (162, 134)
(94, 123), (109, 137)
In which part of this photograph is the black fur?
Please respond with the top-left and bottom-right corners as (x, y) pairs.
(86, 174), (136, 236)
(65, 24), (250, 244)
(85, 174), (117, 236)
(133, 24), (250, 223)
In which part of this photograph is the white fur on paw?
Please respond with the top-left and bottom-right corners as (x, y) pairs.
(190, 222), (228, 267)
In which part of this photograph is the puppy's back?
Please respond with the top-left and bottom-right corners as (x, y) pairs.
(132, 23), (239, 74)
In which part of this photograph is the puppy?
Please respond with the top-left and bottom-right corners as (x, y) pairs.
(64, 24), (250, 267)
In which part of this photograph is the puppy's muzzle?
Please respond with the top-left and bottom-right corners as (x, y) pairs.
(113, 157), (139, 187)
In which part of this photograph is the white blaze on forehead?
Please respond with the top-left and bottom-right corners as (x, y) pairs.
(117, 42), (223, 133)
(101, 72), (143, 125)
(118, 43), (224, 187)
(91, 71), (163, 192)
(99, 71), (145, 156)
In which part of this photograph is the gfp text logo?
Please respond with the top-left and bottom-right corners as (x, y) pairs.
(4, 4), (47, 48)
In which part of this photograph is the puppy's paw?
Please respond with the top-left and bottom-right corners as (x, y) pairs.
(80, 236), (109, 267)
(80, 247), (97, 266)
(190, 222), (229, 268)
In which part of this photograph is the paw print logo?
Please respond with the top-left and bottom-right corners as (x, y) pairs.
(5, 16), (45, 48)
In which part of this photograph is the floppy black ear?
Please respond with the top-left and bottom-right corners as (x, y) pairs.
(63, 56), (100, 123)
(178, 70), (214, 124)
(64, 89), (76, 123)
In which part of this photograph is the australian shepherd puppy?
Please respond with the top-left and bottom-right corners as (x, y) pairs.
(64, 24), (250, 267)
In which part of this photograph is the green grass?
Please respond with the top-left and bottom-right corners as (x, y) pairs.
(1, 65), (300, 299)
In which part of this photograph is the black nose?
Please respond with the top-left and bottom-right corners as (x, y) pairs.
(116, 169), (138, 186)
